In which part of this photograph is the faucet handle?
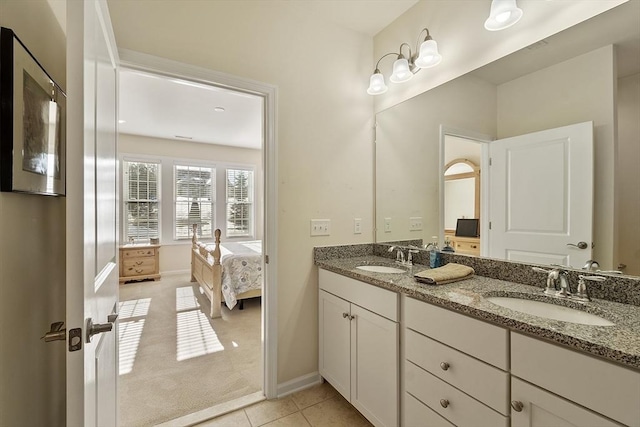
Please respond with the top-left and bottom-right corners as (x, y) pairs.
(532, 266), (552, 274)
(574, 275), (606, 302)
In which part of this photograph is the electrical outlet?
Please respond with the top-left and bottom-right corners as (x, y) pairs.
(410, 216), (423, 231)
(384, 217), (392, 232)
(310, 219), (331, 236)
(354, 218), (362, 234)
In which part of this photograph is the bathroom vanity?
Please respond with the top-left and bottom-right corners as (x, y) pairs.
(316, 249), (640, 427)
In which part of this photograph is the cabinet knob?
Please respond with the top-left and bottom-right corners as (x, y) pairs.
(439, 399), (449, 408)
(440, 362), (450, 371)
(342, 312), (349, 319)
(348, 314), (355, 321)
(511, 400), (524, 412)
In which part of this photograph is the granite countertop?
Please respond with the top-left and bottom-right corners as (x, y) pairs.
(316, 255), (640, 371)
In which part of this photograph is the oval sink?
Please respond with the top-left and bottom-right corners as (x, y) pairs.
(486, 297), (614, 326)
(356, 265), (406, 274)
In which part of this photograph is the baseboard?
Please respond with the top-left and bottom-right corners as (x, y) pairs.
(276, 372), (322, 398)
(160, 269), (191, 277)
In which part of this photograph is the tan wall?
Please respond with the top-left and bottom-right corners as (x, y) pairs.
(119, 133), (263, 273)
(107, 0), (374, 384)
(497, 46), (617, 269)
(617, 73), (640, 275)
(373, 0), (626, 113)
(0, 1), (66, 425)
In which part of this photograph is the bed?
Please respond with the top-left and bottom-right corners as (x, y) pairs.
(190, 224), (263, 318)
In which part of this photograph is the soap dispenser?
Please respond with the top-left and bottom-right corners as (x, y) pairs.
(427, 236), (441, 268)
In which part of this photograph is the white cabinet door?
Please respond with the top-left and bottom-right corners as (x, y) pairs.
(319, 290), (351, 401)
(351, 304), (399, 427)
(511, 377), (623, 427)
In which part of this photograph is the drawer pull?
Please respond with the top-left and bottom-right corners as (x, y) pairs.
(135, 269), (143, 274)
(439, 399), (449, 408)
(136, 261), (143, 265)
(511, 400), (524, 412)
(440, 362), (450, 371)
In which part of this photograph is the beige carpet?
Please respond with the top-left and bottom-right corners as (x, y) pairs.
(118, 274), (262, 427)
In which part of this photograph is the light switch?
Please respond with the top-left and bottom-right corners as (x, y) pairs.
(354, 218), (362, 234)
(410, 217), (423, 231)
(384, 217), (392, 232)
(310, 219), (331, 236)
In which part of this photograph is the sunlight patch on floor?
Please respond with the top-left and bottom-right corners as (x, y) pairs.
(176, 310), (224, 361)
(176, 286), (200, 311)
(119, 319), (145, 375)
(119, 298), (151, 319)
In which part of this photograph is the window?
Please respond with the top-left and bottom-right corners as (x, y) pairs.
(175, 165), (214, 239)
(123, 160), (159, 242)
(226, 169), (254, 237)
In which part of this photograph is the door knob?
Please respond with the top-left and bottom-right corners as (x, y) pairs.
(566, 241), (588, 249)
(86, 314), (117, 343)
(41, 321), (66, 342)
(511, 400), (524, 412)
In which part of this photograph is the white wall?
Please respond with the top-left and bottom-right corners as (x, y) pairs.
(119, 133), (263, 273)
(497, 46), (617, 269)
(617, 73), (640, 275)
(373, 0), (626, 113)
(0, 1), (66, 425)
(107, 0), (374, 384)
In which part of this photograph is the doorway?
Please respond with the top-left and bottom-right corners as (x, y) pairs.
(115, 53), (277, 425)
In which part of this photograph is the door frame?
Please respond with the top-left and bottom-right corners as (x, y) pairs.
(118, 49), (279, 399)
(439, 125), (493, 253)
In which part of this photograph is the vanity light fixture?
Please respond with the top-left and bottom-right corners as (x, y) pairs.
(484, 0), (523, 31)
(367, 27), (442, 95)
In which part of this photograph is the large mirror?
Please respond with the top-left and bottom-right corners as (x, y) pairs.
(375, 1), (640, 276)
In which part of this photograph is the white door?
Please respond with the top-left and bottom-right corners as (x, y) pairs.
(488, 122), (593, 268)
(318, 290), (351, 401)
(511, 378), (622, 427)
(350, 304), (398, 427)
(67, 1), (120, 426)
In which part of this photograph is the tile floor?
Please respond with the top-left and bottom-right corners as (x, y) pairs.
(195, 382), (373, 427)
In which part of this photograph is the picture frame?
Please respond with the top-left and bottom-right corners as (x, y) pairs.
(0, 27), (66, 196)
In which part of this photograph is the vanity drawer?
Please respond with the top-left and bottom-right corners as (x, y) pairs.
(405, 297), (508, 369)
(511, 333), (640, 427)
(405, 362), (508, 427)
(319, 269), (398, 321)
(405, 392), (454, 427)
(405, 328), (509, 414)
(122, 247), (156, 258)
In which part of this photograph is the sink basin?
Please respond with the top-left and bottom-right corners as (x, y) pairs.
(486, 297), (614, 326)
(356, 265), (406, 274)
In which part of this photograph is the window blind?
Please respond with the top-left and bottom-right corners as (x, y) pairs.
(175, 165), (214, 239)
(226, 168), (253, 237)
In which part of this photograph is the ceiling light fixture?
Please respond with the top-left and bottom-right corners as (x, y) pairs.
(367, 27), (442, 96)
(484, 0), (523, 31)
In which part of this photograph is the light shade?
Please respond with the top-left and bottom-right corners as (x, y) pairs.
(389, 57), (413, 83)
(484, 0), (523, 31)
(414, 39), (442, 68)
(367, 72), (388, 95)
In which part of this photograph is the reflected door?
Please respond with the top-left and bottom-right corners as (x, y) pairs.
(488, 122), (593, 267)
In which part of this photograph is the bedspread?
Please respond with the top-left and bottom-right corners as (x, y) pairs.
(205, 240), (262, 309)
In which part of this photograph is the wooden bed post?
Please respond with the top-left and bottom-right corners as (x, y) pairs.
(210, 229), (223, 318)
(190, 224), (198, 282)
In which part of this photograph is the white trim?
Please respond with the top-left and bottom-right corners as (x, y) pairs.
(117, 49), (279, 399)
(439, 125), (493, 249)
(276, 372), (323, 398)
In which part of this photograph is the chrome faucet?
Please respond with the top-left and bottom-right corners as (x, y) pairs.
(388, 246), (405, 265)
(574, 274), (607, 302)
(533, 267), (570, 297)
(583, 260), (600, 271)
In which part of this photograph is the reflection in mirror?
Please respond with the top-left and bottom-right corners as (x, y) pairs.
(375, 1), (640, 276)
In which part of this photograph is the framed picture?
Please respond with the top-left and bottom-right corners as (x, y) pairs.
(0, 27), (66, 196)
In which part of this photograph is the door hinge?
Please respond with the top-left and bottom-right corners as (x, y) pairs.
(489, 157), (493, 166)
(265, 255), (269, 264)
(489, 221), (492, 230)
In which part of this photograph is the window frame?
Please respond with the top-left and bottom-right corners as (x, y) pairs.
(173, 161), (216, 241)
(225, 167), (255, 239)
(121, 158), (161, 244)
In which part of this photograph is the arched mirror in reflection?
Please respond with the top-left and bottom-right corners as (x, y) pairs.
(444, 157), (480, 255)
